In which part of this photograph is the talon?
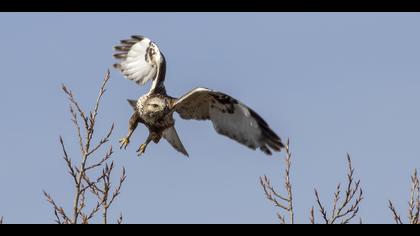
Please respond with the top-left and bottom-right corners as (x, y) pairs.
(119, 137), (130, 150)
(137, 144), (147, 157)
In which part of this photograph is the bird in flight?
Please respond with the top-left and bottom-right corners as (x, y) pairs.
(113, 35), (284, 157)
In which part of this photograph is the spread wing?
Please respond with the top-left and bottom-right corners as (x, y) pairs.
(113, 35), (166, 93)
(172, 88), (284, 155)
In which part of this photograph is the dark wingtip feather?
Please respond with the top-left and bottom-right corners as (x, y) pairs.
(250, 109), (282, 142)
(260, 146), (272, 155)
(248, 108), (284, 153)
(120, 39), (138, 46)
(113, 63), (121, 69)
(131, 35), (145, 41)
(249, 109), (269, 128)
(278, 140), (286, 149)
(113, 53), (127, 59)
(264, 136), (283, 152)
(114, 45), (131, 52)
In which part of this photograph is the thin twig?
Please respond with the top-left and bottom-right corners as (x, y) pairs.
(388, 169), (419, 224)
(314, 190), (329, 224)
(277, 213), (286, 224)
(408, 169), (419, 224)
(313, 155), (363, 224)
(62, 86), (89, 154)
(85, 146), (114, 172)
(260, 139), (294, 224)
(117, 213), (123, 224)
(260, 176), (289, 211)
(86, 124), (114, 157)
(388, 201), (404, 224)
(283, 141), (294, 224)
(85, 201), (103, 223)
(60, 136), (78, 185)
(43, 191), (71, 224)
(108, 167), (127, 208)
(310, 207), (315, 224)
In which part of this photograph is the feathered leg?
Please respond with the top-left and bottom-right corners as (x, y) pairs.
(119, 112), (141, 149)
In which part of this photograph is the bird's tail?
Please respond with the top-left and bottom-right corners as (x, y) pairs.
(163, 126), (189, 157)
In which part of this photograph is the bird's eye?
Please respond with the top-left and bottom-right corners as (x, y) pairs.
(152, 104), (159, 108)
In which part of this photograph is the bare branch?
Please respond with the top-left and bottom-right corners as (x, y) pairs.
(284, 140), (294, 224)
(408, 169), (419, 224)
(277, 213), (286, 224)
(85, 70), (111, 154)
(80, 174), (105, 194)
(69, 105), (85, 155)
(60, 136), (78, 185)
(389, 201), (404, 224)
(331, 184), (341, 219)
(108, 167), (127, 207)
(389, 169), (419, 224)
(314, 189), (329, 224)
(309, 207), (315, 224)
(82, 174), (105, 196)
(85, 201), (103, 223)
(62, 85), (89, 138)
(91, 70), (110, 127)
(260, 139), (294, 224)
(260, 176), (289, 211)
(87, 124), (114, 157)
(85, 146), (113, 172)
(43, 191), (71, 224)
(313, 155), (363, 224)
(117, 213), (124, 224)
(101, 162), (113, 224)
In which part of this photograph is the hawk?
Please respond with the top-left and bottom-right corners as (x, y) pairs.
(113, 35), (284, 157)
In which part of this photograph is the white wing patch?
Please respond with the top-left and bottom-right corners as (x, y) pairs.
(113, 35), (160, 86)
(173, 88), (284, 155)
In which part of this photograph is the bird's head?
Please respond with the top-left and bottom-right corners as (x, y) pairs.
(144, 97), (169, 117)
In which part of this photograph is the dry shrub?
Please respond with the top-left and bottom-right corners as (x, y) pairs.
(43, 71), (126, 224)
(312, 154), (363, 224)
(261, 141), (363, 224)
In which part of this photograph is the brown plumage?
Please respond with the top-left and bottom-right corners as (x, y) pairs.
(114, 35), (284, 157)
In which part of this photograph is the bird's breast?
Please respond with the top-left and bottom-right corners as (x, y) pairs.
(139, 110), (174, 129)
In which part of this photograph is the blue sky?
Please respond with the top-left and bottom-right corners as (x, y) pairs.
(0, 13), (419, 223)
